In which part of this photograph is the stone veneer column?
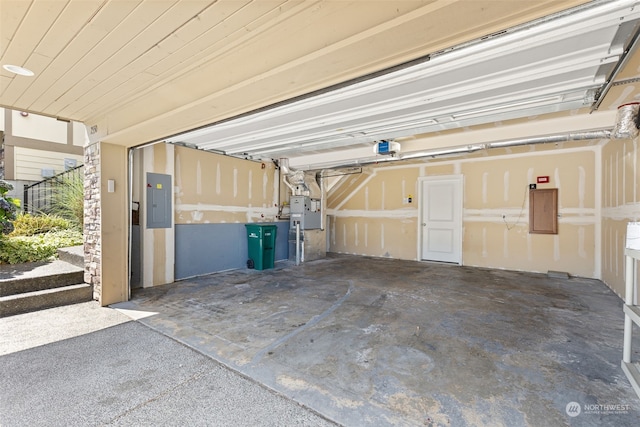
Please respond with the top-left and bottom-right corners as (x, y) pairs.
(84, 142), (101, 301)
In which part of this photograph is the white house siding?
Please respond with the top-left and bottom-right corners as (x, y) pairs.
(14, 147), (83, 181)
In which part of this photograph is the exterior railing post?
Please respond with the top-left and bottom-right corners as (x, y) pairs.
(20, 165), (84, 215)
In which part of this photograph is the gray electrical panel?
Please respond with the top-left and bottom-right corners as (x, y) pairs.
(290, 195), (321, 230)
(146, 173), (172, 229)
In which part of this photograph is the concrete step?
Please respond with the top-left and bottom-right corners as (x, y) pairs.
(0, 258), (90, 317)
(0, 271), (84, 297)
(0, 264), (84, 297)
(0, 284), (93, 317)
(57, 246), (84, 268)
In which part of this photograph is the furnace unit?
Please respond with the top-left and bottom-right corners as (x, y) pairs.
(289, 196), (321, 230)
(279, 158), (326, 265)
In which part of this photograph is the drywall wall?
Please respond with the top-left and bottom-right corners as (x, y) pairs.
(328, 166), (420, 260)
(172, 145), (287, 278)
(133, 144), (289, 283)
(462, 149), (597, 277)
(328, 145), (599, 278)
(601, 137), (640, 297)
(174, 145), (280, 224)
(137, 143), (175, 288)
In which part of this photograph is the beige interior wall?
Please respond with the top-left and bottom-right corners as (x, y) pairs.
(135, 144), (280, 288)
(139, 143), (175, 288)
(174, 146), (279, 224)
(328, 165), (421, 259)
(462, 149), (597, 277)
(601, 137), (640, 298)
(99, 142), (128, 306)
(328, 146), (599, 278)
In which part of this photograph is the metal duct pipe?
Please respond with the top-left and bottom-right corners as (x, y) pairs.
(280, 157), (323, 197)
(487, 129), (612, 148)
(319, 171), (326, 231)
(302, 173), (322, 199)
(295, 222), (301, 266)
(402, 144), (485, 160)
(278, 158), (296, 193)
(612, 103), (640, 139)
(281, 177), (296, 193)
(312, 128), (614, 172)
(279, 157), (291, 175)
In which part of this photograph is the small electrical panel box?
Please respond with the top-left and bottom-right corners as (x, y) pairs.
(529, 188), (558, 234)
(290, 195), (321, 230)
(146, 172), (172, 229)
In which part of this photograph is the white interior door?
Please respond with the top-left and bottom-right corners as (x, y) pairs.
(420, 176), (463, 264)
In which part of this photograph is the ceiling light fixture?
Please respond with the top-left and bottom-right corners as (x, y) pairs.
(2, 64), (34, 76)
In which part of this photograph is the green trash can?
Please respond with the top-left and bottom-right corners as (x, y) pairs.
(245, 224), (278, 270)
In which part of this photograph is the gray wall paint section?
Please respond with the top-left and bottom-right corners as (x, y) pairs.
(175, 222), (289, 280)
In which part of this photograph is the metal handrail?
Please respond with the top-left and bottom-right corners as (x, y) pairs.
(23, 165), (84, 214)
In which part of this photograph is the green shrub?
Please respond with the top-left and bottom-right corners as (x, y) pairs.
(50, 175), (84, 230)
(9, 213), (71, 237)
(0, 229), (83, 264)
(0, 180), (20, 236)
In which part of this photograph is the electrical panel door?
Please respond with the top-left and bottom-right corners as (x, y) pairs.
(146, 173), (172, 229)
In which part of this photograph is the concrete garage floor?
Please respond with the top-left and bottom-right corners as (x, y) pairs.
(114, 254), (640, 426)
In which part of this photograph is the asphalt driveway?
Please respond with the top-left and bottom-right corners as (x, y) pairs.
(0, 302), (335, 426)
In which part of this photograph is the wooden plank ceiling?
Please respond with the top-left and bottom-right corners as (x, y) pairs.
(1, 0), (599, 150)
